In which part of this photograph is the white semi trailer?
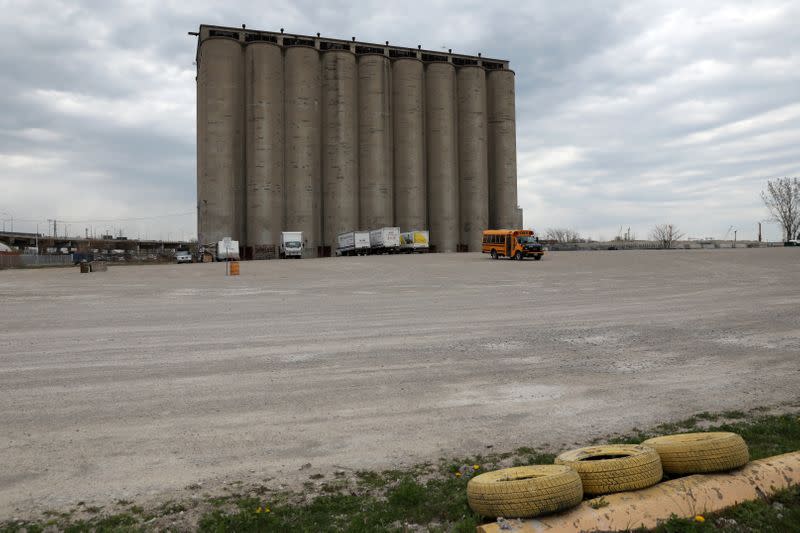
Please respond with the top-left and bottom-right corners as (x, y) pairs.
(280, 231), (304, 258)
(216, 238), (240, 261)
(400, 230), (430, 252)
(337, 231), (371, 256)
(369, 227), (401, 254)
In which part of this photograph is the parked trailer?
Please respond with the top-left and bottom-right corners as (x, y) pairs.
(400, 230), (430, 253)
(217, 239), (240, 261)
(369, 227), (401, 254)
(280, 231), (304, 258)
(337, 231), (371, 256)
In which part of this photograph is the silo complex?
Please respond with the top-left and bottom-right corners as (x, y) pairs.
(195, 25), (521, 255)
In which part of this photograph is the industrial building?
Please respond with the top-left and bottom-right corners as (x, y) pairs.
(194, 24), (522, 257)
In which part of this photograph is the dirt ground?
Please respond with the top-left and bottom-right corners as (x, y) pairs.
(1, 249), (798, 517)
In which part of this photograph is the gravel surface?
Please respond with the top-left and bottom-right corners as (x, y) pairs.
(1, 249), (798, 516)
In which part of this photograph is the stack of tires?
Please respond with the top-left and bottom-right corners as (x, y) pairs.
(467, 432), (750, 519)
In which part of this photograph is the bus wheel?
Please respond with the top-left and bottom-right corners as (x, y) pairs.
(534, 254), (543, 261)
(515, 251), (523, 261)
(491, 249), (498, 260)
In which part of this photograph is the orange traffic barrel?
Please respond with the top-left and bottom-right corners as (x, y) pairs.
(228, 261), (240, 276)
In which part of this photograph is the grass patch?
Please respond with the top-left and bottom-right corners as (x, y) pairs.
(158, 501), (186, 515)
(2, 409), (798, 532)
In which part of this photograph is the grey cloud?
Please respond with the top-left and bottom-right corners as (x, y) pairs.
(0, 0), (798, 241)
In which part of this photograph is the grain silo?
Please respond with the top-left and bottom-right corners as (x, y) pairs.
(457, 66), (489, 253)
(425, 62), (459, 253)
(196, 35), (244, 246)
(244, 41), (284, 254)
(358, 54), (393, 230)
(284, 44), (322, 257)
(321, 49), (359, 251)
(194, 25), (521, 257)
(392, 58), (426, 232)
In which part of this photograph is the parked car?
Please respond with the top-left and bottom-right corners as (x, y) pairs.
(175, 251), (192, 264)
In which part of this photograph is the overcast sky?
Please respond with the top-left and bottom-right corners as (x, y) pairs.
(1, 0), (798, 241)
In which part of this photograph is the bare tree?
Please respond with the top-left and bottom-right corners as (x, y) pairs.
(650, 224), (684, 249)
(761, 177), (800, 241)
(545, 228), (581, 243)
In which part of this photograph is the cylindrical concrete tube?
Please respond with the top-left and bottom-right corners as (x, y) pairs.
(392, 58), (426, 232)
(321, 50), (358, 248)
(425, 62), (459, 253)
(487, 70), (518, 230)
(245, 42), (284, 250)
(285, 46), (322, 257)
(457, 66), (489, 252)
(358, 54), (393, 230)
(197, 37), (244, 245)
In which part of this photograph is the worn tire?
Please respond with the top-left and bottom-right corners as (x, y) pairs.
(555, 444), (663, 495)
(467, 465), (583, 518)
(642, 432), (749, 474)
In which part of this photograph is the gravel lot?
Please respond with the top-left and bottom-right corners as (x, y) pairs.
(1, 249), (798, 516)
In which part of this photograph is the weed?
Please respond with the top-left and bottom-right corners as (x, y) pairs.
(589, 496), (609, 509)
(159, 501), (186, 515)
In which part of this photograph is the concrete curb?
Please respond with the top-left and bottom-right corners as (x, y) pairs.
(477, 451), (800, 532)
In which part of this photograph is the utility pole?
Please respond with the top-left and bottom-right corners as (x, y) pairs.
(733, 230), (737, 248)
(758, 222), (762, 242)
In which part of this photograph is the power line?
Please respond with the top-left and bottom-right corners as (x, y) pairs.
(8, 211), (195, 223)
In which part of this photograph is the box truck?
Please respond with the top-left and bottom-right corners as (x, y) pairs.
(369, 227), (401, 254)
(337, 231), (371, 256)
(216, 238), (240, 261)
(400, 230), (430, 253)
(280, 231), (304, 258)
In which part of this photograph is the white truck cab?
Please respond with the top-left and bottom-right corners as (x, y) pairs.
(280, 231), (304, 258)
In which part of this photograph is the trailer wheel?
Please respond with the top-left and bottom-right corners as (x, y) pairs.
(490, 249), (498, 259)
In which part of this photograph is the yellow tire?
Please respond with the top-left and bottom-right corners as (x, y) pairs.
(555, 444), (663, 495)
(642, 432), (749, 474)
(466, 465), (583, 518)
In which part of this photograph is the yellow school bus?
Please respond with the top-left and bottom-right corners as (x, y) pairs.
(482, 229), (545, 261)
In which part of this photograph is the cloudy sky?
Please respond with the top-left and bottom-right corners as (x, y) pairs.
(1, 0), (798, 241)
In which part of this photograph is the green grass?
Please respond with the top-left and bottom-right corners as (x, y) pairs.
(606, 413), (800, 461)
(198, 475), (479, 533)
(2, 409), (798, 533)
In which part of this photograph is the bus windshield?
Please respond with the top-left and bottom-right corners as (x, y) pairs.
(517, 236), (539, 244)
